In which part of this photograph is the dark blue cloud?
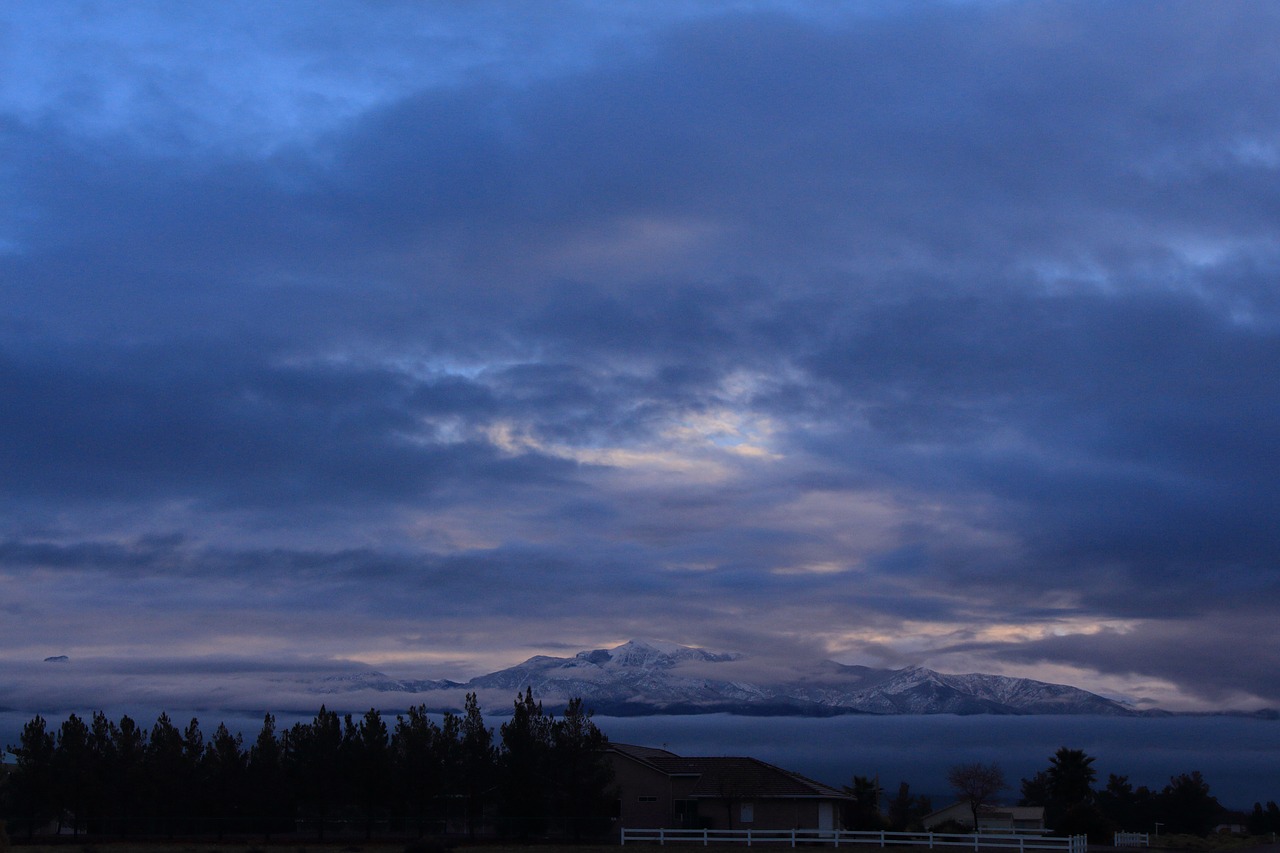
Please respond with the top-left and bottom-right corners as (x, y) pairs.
(2, 0), (1280, 711)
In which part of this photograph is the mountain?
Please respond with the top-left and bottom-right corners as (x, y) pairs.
(463, 640), (1133, 716)
(328, 639), (1138, 716)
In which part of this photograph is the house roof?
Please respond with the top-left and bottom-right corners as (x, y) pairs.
(609, 743), (850, 801)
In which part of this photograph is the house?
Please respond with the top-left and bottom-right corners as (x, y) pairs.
(922, 802), (1046, 833)
(607, 743), (852, 832)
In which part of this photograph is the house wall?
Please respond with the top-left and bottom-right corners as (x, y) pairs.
(700, 797), (833, 831)
(923, 802), (976, 829)
(923, 803), (1045, 832)
(611, 755), (676, 829)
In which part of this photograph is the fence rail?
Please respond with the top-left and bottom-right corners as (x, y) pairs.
(1114, 832), (1149, 847)
(621, 827), (1087, 853)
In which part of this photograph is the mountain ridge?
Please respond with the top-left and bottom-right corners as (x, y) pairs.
(305, 639), (1144, 717)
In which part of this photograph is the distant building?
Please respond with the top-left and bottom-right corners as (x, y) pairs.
(922, 802), (1046, 832)
(607, 743), (852, 832)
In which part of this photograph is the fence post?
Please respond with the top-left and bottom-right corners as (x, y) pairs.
(704, 828), (709, 847)
(659, 828), (665, 846)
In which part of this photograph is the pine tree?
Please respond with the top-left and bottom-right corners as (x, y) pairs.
(286, 706), (345, 839)
(391, 705), (443, 837)
(842, 775), (884, 830)
(246, 714), (289, 839)
(459, 693), (495, 838)
(204, 723), (246, 839)
(499, 687), (553, 838)
(86, 712), (119, 834)
(351, 708), (390, 839)
(146, 713), (186, 837)
(180, 718), (207, 834)
(886, 781), (931, 831)
(53, 713), (91, 837)
(111, 715), (147, 836)
(5, 715), (56, 838)
(550, 697), (613, 840)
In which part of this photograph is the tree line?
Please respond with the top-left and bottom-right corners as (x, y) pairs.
(6, 700), (1278, 844)
(936, 748), (1279, 841)
(1, 690), (614, 842)
(841, 748), (1280, 842)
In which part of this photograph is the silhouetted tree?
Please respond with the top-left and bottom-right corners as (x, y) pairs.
(1096, 773), (1152, 831)
(886, 781), (932, 831)
(947, 762), (1006, 830)
(350, 708), (391, 839)
(145, 713), (186, 836)
(1156, 772), (1221, 836)
(550, 697), (614, 840)
(85, 712), (120, 834)
(499, 687), (553, 838)
(4, 715), (56, 838)
(437, 710), (465, 832)
(2, 698), (622, 842)
(392, 705), (444, 836)
(204, 723), (246, 839)
(842, 775), (884, 830)
(179, 718), (207, 833)
(53, 713), (91, 836)
(246, 713), (290, 839)
(110, 715), (146, 836)
(1036, 747), (1103, 838)
(1020, 771), (1051, 808)
(1048, 748), (1096, 807)
(1247, 801), (1280, 835)
(286, 706), (345, 839)
(459, 692), (496, 838)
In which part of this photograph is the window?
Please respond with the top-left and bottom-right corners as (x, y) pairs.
(675, 799), (699, 827)
(740, 803), (754, 824)
(638, 796), (658, 803)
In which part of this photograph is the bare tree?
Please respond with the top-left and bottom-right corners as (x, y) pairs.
(947, 762), (1007, 830)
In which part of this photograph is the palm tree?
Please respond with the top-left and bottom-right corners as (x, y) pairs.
(1047, 748), (1096, 807)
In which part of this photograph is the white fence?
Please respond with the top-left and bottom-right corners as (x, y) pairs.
(621, 827), (1087, 853)
(1113, 833), (1149, 847)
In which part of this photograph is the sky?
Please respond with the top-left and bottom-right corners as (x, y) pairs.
(3, 0), (1280, 716)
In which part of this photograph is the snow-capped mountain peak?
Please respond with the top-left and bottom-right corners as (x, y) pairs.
(457, 640), (1133, 716)
(248, 640), (1139, 717)
(583, 639), (739, 669)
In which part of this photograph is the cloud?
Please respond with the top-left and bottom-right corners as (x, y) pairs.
(1, 1), (1279, 712)
(947, 609), (1280, 708)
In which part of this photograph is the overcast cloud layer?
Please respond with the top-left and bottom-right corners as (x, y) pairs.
(4, 1), (1280, 713)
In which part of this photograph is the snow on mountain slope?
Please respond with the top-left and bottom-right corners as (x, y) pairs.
(247, 640), (1134, 716)
(427, 640), (1135, 716)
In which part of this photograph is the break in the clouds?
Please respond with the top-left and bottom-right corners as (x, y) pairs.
(3, 0), (1280, 712)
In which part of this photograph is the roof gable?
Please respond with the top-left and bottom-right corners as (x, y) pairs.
(609, 743), (849, 800)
